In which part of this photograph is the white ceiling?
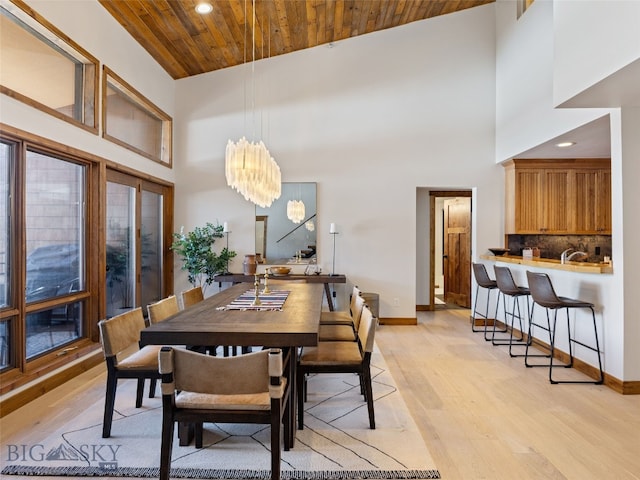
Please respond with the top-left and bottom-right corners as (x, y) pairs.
(516, 115), (611, 159)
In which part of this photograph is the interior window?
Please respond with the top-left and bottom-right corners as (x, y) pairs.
(0, 0), (98, 131)
(103, 67), (172, 166)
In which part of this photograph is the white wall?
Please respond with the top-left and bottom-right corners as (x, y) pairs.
(495, 0), (610, 162)
(553, 0), (640, 107)
(494, 0), (640, 381)
(174, 4), (500, 317)
(0, 0), (176, 183)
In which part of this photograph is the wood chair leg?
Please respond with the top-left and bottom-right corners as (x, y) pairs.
(271, 404), (282, 480)
(195, 422), (203, 448)
(135, 378), (145, 408)
(159, 411), (175, 480)
(297, 369), (305, 430)
(149, 378), (157, 398)
(363, 366), (376, 429)
(102, 372), (117, 438)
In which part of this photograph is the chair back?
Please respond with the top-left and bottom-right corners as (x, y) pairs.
(472, 263), (496, 289)
(99, 307), (146, 358)
(526, 271), (563, 308)
(349, 285), (362, 315)
(494, 266), (520, 295)
(147, 295), (179, 324)
(159, 347), (281, 396)
(181, 286), (204, 309)
(357, 305), (376, 354)
(351, 294), (366, 330)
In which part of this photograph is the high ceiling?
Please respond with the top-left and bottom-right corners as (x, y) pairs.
(98, 0), (494, 79)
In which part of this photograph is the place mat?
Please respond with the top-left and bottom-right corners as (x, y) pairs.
(224, 289), (290, 311)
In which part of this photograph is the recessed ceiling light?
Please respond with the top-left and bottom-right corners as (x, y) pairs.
(195, 2), (213, 14)
(556, 141), (576, 148)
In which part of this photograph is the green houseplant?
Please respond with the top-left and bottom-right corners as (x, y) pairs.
(171, 223), (236, 293)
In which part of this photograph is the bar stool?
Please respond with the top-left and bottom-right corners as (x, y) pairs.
(492, 266), (529, 357)
(525, 271), (604, 385)
(471, 263), (502, 334)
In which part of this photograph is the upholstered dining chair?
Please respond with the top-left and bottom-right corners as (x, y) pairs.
(180, 285), (204, 309)
(297, 304), (377, 430)
(319, 293), (365, 342)
(98, 307), (162, 438)
(147, 295), (179, 324)
(149, 294), (219, 355)
(158, 347), (289, 480)
(320, 285), (362, 326)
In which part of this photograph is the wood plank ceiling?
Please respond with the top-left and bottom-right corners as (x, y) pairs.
(98, 0), (495, 79)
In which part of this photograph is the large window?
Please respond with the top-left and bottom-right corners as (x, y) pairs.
(0, 0), (98, 131)
(0, 127), (174, 392)
(0, 141), (11, 370)
(24, 150), (85, 359)
(103, 67), (172, 167)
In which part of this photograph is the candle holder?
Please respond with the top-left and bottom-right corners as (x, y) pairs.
(252, 273), (261, 306)
(262, 268), (271, 294)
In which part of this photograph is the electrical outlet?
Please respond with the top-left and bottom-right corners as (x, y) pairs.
(393, 297), (400, 307)
(595, 246), (601, 255)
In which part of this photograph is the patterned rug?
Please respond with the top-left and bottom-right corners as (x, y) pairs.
(1, 349), (439, 479)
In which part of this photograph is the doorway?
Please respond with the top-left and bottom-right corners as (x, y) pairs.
(430, 191), (472, 310)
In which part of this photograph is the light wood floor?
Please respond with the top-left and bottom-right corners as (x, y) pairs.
(1, 308), (639, 479)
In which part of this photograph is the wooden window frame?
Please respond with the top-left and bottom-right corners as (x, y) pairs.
(0, 0), (99, 134)
(0, 123), (174, 394)
(102, 66), (173, 168)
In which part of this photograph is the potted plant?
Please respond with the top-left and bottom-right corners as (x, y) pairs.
(171, 223), (236, 294)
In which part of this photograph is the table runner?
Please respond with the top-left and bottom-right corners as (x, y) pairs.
(224, 289), (290, 311)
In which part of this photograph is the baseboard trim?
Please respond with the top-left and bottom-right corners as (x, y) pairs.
(379, 317), (417, 325)
(416, 305), (433, 311)
(491, 321), (639, 395)
(0, 349), (103, 418)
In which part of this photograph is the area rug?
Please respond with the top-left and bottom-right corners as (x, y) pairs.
(1, 349), (440, 479)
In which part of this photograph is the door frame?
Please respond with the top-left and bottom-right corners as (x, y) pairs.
(428, 190), (472, 310)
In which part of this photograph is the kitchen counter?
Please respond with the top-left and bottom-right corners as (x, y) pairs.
(479, 254), (613, 274)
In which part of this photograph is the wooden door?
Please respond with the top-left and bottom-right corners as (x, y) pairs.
(443, 198), (471, 308)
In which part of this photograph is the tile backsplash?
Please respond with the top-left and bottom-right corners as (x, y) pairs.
(505, 234), (612, 263)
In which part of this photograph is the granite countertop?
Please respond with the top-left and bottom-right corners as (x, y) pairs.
(479, 254), (613, 274)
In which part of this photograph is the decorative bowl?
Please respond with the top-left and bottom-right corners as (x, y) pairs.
(488, 248), (509, 256)
(270, 267), (291, 276)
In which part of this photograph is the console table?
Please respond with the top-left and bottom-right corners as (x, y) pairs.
(213, 273), (346, 311)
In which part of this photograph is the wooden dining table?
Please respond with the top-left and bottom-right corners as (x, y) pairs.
(140, 281), (324, 448)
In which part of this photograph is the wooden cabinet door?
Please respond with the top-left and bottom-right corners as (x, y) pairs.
(542, 170), (571, 233)
(597, 169), (611, 233)
(573, 169), (611, 234)
(514, 169), (544, 233)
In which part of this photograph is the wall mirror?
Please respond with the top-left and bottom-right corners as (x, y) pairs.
(255, 182), (317, 265)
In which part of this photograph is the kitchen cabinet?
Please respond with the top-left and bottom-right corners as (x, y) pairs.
(504, 159), (611, 235)
(573, 169), (611, 233)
